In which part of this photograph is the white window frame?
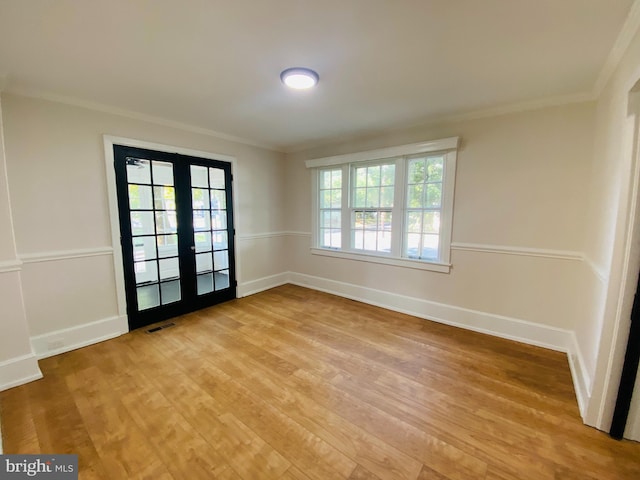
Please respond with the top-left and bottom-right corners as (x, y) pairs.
(307, 137), (459, 274)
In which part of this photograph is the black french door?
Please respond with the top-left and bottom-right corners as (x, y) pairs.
(113, 145), (236, 330)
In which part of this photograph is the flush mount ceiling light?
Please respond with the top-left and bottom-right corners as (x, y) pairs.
(280, 67), (319, 90)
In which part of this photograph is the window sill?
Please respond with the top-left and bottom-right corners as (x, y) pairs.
(310, 247), (451, 273)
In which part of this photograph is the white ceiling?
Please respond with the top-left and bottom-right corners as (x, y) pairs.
(0, 0), (635, 151)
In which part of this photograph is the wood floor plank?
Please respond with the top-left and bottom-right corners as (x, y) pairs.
(2, 284), (640, 480)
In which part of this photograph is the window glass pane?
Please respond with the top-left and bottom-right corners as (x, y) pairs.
(190, 165), (208, 188)
(214, 250), (229, 270)
(407, 184), (424, 208)
(212, 211), (227, 230)
(213, 231), (228, 250)
(193, 210), (211, 232)
(380, 211), (392, 231)
(192, 188), (210, 209)
(422, 235), (439, 260)
(426, 183), (442, 208)
(331, 170), (342, 188)
(407, 212), (422, 233)
(155, 211), (178, 234)
(330, 211), (341, 228)
(377, 231), (392, 252)
(423, 211), (440, 234)
(364, 212), (377, 230)
(211, 190), (226, 209)
(194, 231), (212, 252)
(354, 230), (364, 250)
(128, 185), (153, 210)
(381, 164), (395, 186)
(406, 233), (421, 258)
(356, 168), (367, 187)
(160, 280), (181, 304)
(196, 253), (213, 273)
(152, 161), (174, 186)
(133, 236), (157, 261)
(321, 191), (332, 209)
(380, 186), (394, 208)
(321, 170), (332, 189)
(126, 158), (151, 184)
(321, 229), (341, 249)
(321, 211), (331, 228)
(408, 159), (425, 184)
(154, 186), (176, 210)
(137, 284), (159, 310)
(367, 166), (381, 187)
(365, 188), (379, 208)
(426, 157), (444, 182)
(159, 257), (179, 281)
(197, 273), (214, 295)
(215, 270), (230, 290)
(157, 234), (178, 258)
(354, 188), (366, 208)
(331, 189), (341, 208)
(131, 211), (155, 236)
(135, 260), (158, 285)
(210, 168), (225, 189)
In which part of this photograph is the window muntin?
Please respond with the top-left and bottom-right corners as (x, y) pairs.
(351, 162), (395, 253)
(310, 137), (458, 271)
(405, 155), (444, 261)
(318, 169), (342, 249)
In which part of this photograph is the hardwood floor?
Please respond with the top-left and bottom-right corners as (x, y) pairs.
(2, 284), (639, 479)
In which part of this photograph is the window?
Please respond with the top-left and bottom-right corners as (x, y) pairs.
(307, 137), (458, 273)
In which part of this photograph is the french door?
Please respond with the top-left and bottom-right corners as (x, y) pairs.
(113, 145), (236, 330)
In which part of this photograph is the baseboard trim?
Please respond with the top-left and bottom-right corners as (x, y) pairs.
(237, 273), (290, 298)
(0, 353), (43, 392)
(287, 272), (572, 353)
(30, 315), (127, 360)
(567, 332), (592, 419)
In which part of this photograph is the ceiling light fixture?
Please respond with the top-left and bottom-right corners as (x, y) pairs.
(280, 67), (319, 90)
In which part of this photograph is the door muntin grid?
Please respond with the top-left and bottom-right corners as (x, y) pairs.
(126, 157), (181, 311)
(191, 165), (231, 295)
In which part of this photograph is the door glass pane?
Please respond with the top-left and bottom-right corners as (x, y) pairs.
(213, 250), (229, 270)
(212, 211), (227, 230)
(161, 280), (181, 304)
(215, 270), (230, 290)
(196, 253), (213, 273)
(152, 161), (174, 186)
(159, 257), (179, 281)
(191, 165), (209, 188)
(137, 284), (159, 310)
(128, 185), (153, 209)
(210, 190), (226, 210)
(192, 188), (210, 209)
(209, 168), (225, 189)
(157, 234), (178, 258)
(155, 211), (178, 233)
(154, 186), (175, 210)
(126, 158), (151, 184)
(194, 231), (212, 253)
(131, 211), (155, 236)
(133, 236), (157, 261)
(193, 211), (211, 231)
(135, 260), (158, 285)
(197, 273), (214, 295)
(212, 231), (228, 250)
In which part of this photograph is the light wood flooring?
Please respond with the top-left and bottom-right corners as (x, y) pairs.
(2, 284), (640, 479)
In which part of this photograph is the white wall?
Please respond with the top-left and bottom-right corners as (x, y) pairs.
(284, 104), (595, 383)
(579, 23), (640, 435)
(0, 93), (42, 392)
(0, 92), (286, 362)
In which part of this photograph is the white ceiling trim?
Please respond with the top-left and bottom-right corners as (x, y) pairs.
(594, 0), (640, 96)
(3, 85), (281, 153)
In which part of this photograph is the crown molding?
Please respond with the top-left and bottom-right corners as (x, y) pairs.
(3, 86), (282, 153)
(593, 0), (640, 96)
